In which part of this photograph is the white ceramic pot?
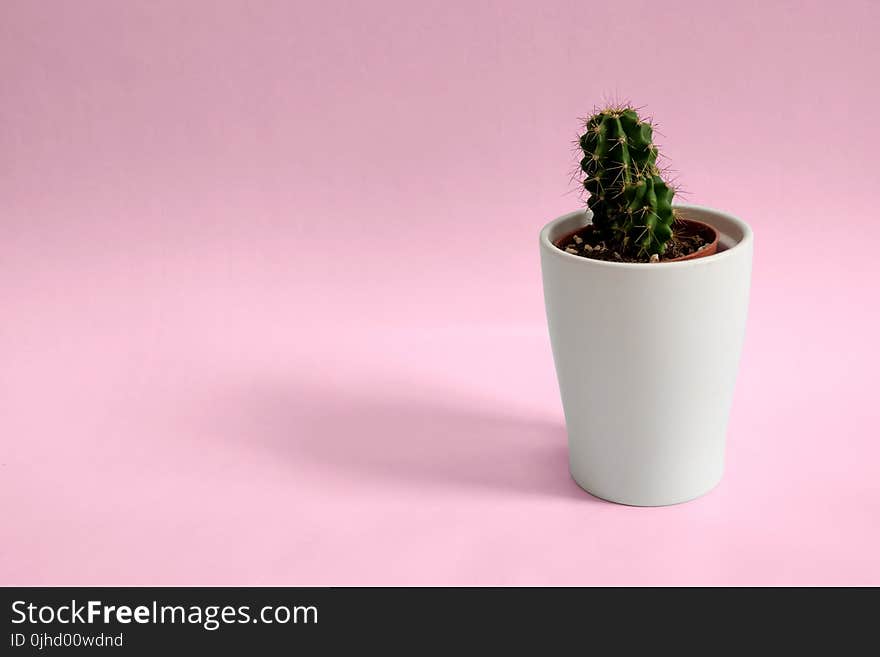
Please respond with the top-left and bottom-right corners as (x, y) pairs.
(540, 204), (753, 506)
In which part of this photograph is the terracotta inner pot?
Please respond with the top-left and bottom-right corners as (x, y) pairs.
(554, 217), (719, 263)
(665, 218), (719, 262)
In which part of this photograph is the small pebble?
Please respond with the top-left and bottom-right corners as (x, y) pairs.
(613, 252), (622, 260)
(573, 235), (583, 245)
(649, 254), (659, 263)
(565, 247), (579, 254)
(583, 244), (593, 252)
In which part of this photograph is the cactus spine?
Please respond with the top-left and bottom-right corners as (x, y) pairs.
(579, 106), (675, 257)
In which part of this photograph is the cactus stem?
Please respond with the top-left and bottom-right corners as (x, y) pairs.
(578, 104), (676, 257)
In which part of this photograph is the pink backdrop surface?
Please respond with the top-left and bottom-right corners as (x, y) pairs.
(2, 1), (879, 585)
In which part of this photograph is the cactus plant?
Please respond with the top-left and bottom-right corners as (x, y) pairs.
(578, 105), (675, 258)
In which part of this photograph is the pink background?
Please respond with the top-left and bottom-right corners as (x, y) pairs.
(2, 1), (879, 586)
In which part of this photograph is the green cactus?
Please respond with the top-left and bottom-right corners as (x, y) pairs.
(578, 106), (675, 257)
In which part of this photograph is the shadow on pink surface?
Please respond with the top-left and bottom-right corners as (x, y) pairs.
(210, 381), (593, 503)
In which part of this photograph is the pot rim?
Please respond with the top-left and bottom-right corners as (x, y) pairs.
(540, 203), (753, 269)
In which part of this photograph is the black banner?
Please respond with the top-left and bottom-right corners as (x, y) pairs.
(2, 587), (874, 652)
